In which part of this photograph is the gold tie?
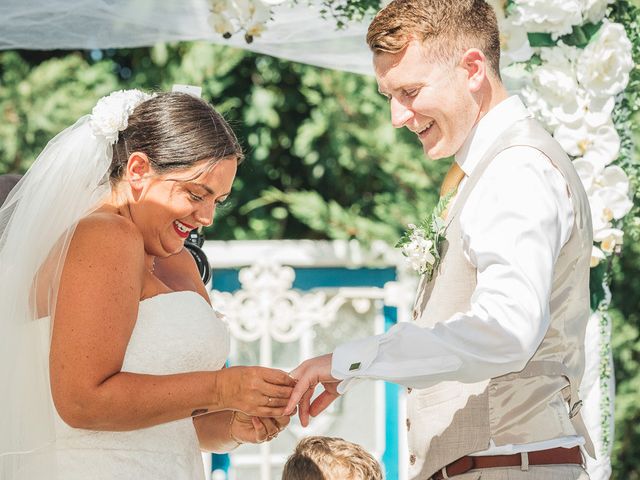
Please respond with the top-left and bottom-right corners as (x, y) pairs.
(439, 161), (465, 219)
(439, 161), (465, 197)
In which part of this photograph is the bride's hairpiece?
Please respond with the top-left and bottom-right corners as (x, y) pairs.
(89, 89), (155, 144)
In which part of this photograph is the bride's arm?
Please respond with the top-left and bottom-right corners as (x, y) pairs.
(193, 411), (239, 453)
(49, 215), (294, 431)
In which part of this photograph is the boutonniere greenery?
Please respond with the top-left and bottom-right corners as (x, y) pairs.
(395, 191), (455, 280)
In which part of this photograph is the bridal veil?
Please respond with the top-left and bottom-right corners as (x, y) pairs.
(0, 90), (151, 479)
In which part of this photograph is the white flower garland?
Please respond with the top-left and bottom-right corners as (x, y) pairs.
(487, 1), (634, 475)
(207, 0), (281, 42)
(499, 9), (634, 269)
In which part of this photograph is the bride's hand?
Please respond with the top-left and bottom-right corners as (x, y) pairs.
(215, 366), (296, 417)
(229, 411), (291, 444)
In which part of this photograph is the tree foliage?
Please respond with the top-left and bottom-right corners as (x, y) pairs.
(0, 44), (444, 244)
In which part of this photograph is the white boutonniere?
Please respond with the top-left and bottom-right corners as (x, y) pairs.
(395, 191), (455, 280)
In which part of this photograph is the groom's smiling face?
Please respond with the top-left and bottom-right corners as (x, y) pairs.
(374, 40), (484, 160)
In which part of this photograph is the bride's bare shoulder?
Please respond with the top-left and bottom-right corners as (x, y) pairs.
(75, 210), (142, 246)
(67, 210), (145, 268)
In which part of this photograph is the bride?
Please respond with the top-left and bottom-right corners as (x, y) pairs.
(0, 90), (295, 480)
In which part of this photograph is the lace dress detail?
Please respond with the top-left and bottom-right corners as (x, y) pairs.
(53, 291), (230, 480)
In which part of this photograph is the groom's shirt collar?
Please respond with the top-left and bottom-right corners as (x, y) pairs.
(454, 95), (532, 177)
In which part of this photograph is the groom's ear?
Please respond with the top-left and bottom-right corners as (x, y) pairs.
(459, 48), (487, 93)
(126, 152), (152, 190)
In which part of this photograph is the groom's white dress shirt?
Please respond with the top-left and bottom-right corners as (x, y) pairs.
(331, 96), (585, 455)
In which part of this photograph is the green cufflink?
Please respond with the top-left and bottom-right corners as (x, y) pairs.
(349, 362), (361, 371)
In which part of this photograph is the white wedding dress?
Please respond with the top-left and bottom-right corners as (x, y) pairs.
(52, 290), (230, 480)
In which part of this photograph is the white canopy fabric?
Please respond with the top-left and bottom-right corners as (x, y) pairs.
(0, 0), (374, 75)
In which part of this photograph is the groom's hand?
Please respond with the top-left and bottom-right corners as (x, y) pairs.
(285, 354), (340, 427)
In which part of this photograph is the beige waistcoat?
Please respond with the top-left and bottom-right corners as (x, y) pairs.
(407, 119), (595, 480)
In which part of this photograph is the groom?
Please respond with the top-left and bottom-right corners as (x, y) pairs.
(285, 0), (596, 479)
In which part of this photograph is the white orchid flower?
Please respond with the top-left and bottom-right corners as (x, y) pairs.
(502, 63), (532, 94)
(573, 161), (630, 196)
(209, 0), (229, 14)
(512, 0), (583, 38)
(594, 228), (624, 254)
(533, 63), (578, 104)
(588, 186), (633, 232)
(252, 0), (271, 22)
(577, 21), (634, 98)
(530, 44), (579, 100)
(554, 121), (620, 170)
(208, 13), (235, 35)
(598, 165), (630, 195)
(582, 95), (616, 129)
(208, 0), (271, 39)
(246, 22), (266, 37)
(540, 42), (581, 66)
(552, 89), (614, 128)
(402, 226), (437, 274)
(228, 0), (251, 21)
(499, 17), (534, 66)
(590, 245), (606, 267)
(521, 85), (560, 130)
(573, 158), (597, 192)
(582, 0), (614, 23)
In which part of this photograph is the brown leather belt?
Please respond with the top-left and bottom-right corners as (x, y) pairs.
(431, 446), (582, 479)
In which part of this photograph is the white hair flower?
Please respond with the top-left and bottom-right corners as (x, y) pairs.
(90, 89), (155, 144)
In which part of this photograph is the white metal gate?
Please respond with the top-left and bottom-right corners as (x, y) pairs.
(203, 240), (415, 480)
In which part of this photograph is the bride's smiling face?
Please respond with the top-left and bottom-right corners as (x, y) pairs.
(125, 154), (237, 257)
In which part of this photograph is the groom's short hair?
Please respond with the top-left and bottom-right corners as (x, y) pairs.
(282, 436), (382, 480)
(367, 0), (502, 77)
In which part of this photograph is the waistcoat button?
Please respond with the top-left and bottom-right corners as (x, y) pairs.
(409, 454), (416, 465)
(406, 418), (411, 431)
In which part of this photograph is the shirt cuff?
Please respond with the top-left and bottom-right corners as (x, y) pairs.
(331, 334), (382, 394)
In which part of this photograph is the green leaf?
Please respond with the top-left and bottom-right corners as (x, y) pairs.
(590, 262), (606, 310)
(527, 22), (603, 50)
(432, 216), (446, 232)
(527, 32), (556, 47)
(563, 22), (603, 47)
(432, 189), (455, 220)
